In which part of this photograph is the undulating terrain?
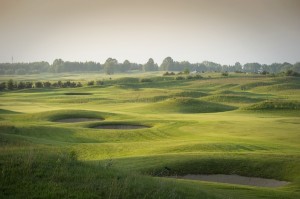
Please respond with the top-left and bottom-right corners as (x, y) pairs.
(1, 72), (300, 198)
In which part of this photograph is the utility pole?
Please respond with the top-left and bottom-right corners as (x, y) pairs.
(11, 56), (14, 64)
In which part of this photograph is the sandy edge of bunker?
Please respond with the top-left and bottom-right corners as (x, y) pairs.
(167, 174), (289, 188)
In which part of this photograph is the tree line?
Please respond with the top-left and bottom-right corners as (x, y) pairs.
(0, 57), (299, 75)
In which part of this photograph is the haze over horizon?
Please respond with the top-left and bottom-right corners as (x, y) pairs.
(0, 0), (299, 65)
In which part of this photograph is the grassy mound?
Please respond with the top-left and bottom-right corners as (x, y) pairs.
(28, 110), (109, 122)
(244, 100), (300, 110)
(0, 109), (20, 114)
(0, 151), (198, 199)
(147, 98), (236, 113)
(202, 95), (263, 104)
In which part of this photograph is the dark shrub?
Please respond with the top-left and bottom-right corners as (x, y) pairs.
(140, 78), (152, 82)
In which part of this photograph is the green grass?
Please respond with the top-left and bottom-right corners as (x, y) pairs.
(0, 72), (300, 198)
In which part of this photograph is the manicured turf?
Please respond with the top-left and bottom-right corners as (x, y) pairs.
(0, 72), (300, 198)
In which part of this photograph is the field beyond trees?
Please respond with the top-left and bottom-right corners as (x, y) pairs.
(0, 72), (300, 199)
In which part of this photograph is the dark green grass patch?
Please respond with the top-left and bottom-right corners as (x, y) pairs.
(202, 95), (264, 104)
(146, 97), (237, 113)
(244, 100), (300, 110)
(0, 109), (20, 114)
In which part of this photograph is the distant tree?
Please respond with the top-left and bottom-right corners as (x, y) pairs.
(121, 60), (131, 72)
(25, 82), (33, 88)
(15, 68), (26, 75)
(35, 81), (43, 88)
(160, 57), (174, 71)
(7, 79), (14, 90)
(52, 59), (64, 73)
(243, 63), (261, 73)
(104, 58), (118, 75)
(96, 80), (104, 86)
(222, 71), (229, 76)
(233, 62), (242, 72)
(0, 82), (6, 90)
(70, 82), (77, 88)
(76, 82), (82, 87)
(17, 81), (26, 89)
(143, 58), (158, 72)
(43, 81), (51, 88)
(286, 70), (299, 77)
(57, 80), (62, 87)
(87, 81), (95, 86)
(293, 62), (300, 73)
(183, 68), (190, 75)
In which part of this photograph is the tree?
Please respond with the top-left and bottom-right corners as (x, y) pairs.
(0, 82), (6, 91)
(7, 79), (14, 90)
(43, 81), (51, 88)
(183, 68), (190, 75)
(121, 60), (131, 72)
(143, 58), (158, 72)
(160, 57), (174, 71)
(293, 62), (300, 73)
(104, 58), (118, 75)
(52, 59), (64, 73)
(234, 62), (242, 72)
(35, 81), (43, 88)
(17, 81), (26, 89)
(87, 81), (95, 86)
(25, 82), (33, 88)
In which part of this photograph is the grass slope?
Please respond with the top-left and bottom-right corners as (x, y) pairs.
(0, 72), (300, 198)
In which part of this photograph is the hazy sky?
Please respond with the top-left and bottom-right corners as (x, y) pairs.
(0, 0), (299, 65)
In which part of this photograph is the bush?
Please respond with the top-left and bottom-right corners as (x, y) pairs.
(0, 82), (6, 90)
(163, 72), (175, 76)
(222, 72), (229, 76)
(25, 82), (33, 88)
(96, 80), (104, 85)
(76, 82), (83, 87)
(43, 81), (51, 88)
(35, 81), (43, 88)
(261, 70), (269, 75)
(7, 79), (15, 90)
(17, 81), (26, 89)
(175, 76), (185, 80)
(87, 81), (95, 86)
(194, 74), (203, 79)
(286, 70), (299, 77)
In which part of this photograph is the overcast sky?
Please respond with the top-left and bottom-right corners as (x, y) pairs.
(0, 0), (299, 65)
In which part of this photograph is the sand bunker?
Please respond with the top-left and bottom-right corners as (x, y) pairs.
(168, 174), (289, 188)
(56, 118), (101, 123)
(93, 125), (148, 129)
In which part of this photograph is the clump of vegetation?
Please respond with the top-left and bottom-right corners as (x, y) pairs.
(244, 100), (300, 110)
(139, 78), (152, 83)
(163, 71), (175, 76)
(175, 76), (185, 80)
(285, 70), (300, 77)
(87, 81), (95, 86)
(221, 72), (229, 76)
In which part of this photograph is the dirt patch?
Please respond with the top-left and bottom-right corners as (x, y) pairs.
(93, 125), (148, 129)
(56, 118), (102, 123)
(168, 174), (289, 188)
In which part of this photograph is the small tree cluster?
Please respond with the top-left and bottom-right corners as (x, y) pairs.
(163, 72), (175, 76)
(0, 79), (83, 91)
